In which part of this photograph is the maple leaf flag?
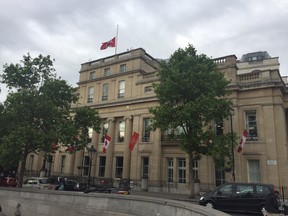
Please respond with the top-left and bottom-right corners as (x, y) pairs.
(102, 134), (111, 153)
(237, 129), (248, 153)
(100, 37), (116, 50)
(129, 132), (139, 151)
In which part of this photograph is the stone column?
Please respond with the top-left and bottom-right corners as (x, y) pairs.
(105, 117), (115, 178)
(123, 115), (133, 179)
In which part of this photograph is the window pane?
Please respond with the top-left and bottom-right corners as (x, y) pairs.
(246, 111), (258, 140)
(120, 64), (126, 73)
(104, 68), (110, 76)
(167, 159), (173, 182)
(102, 83), (109, 101)
(142, 157), (149, 178)
(115, 157), (123, 178)
(178, 159), (186, 183)
(87, 87), (94, 103)
(98, 156), (106, 177)
(118, 121), (125, 142)
(118, 81), (125, 98)
(89, 71), (96, 79)
(142, 118), (151, 142)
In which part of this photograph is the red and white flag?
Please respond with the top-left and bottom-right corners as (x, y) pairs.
(102, 134), (111, 153)
(237, 129), (248, 153)
(129, 132), (139, 151)
(100, 37), (116, 50)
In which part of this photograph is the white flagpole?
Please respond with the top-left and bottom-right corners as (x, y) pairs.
(115, 24), (119, 55)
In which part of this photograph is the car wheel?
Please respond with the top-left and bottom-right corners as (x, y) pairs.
(205, 201), (215, 208)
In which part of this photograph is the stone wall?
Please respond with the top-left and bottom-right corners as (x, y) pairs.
(0, 188), (229, 216)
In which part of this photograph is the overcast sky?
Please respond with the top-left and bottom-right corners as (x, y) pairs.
(1, 0), (288, 103)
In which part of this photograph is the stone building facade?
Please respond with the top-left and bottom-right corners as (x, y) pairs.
(26, 48), (288, 194)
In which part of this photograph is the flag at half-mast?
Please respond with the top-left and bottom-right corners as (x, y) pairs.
(237, 129), (248, 153)
(129, 132), (139, 151)
(100, 37), (116, 50)
(103, 134), (111, 153)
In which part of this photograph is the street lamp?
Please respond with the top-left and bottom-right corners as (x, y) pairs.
(230, 109), (235, 182)
(87, 145), (97, 189)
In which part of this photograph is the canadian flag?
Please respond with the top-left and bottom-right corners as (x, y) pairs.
(237, 130), (248, 153)
(100, 37), (116, 50)
(102, 134), (111, 153)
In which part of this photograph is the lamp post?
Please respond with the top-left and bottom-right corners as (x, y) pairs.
(87, 145), (97, 188)
(230, 109), (235, 182)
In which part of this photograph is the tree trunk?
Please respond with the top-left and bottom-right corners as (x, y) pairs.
(17, 156), (27, 188)
(189, 153), (196, 198)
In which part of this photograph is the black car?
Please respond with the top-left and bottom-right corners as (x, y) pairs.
(199, 182), (276, 214)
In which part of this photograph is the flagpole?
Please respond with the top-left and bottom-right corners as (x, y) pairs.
(115, 24), (119, 55)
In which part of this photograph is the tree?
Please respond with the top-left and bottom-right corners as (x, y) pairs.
(149, 45), (233, 198)
(0, 53), (101, 187)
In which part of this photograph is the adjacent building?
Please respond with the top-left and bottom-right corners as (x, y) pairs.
(25, 48), (288, 194)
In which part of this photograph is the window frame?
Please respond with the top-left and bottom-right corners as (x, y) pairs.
(142, 118), (151, 142)
(87, 86), (94, 103)
(245, 110), (258, 141)
(142, 157), (149, 178)
(178, 158), (186, 183)
(115, 156), (123, 178)
(104, 68), (110, 76)
(98, 156), (106, 177)
(167, 158), (173, 183)
(118, 80), (125, 98)
(120, 64), (126, 73)
(102, 83), (109, 101)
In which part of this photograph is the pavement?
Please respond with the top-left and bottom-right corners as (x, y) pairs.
(129, 190), (200, 203)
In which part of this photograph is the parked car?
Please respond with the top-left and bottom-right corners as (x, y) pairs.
(23, 177), (55, 190)
(199, 182), (276, 214)
(0, 177), (17, 187)
(55, 179), (85, 191)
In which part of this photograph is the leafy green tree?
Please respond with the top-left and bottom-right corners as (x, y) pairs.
(149, 45), (232, 197)
(0, 53), (101, 187)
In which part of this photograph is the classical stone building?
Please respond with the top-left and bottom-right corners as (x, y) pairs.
(25, 48), (288, 194)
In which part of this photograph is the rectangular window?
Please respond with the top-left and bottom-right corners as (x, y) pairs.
(193, 160), (199, 180)
(102, 83), (109, 101)
(120, 64), (126, 73)
(247, 159), (260, 183)
(98, 156), (106, 177)
(178, 158), (186, 183)
(104, 68), (110, 76)
(115, 156), (123, 178)
(246, 111), (258, 140)
(167, 159), (173, 182)
(89, 71), (96, 80)
(101, 122), (109, 143)
(118, 120), (125, 142)
(60, 155), (66, 174)
(118, 80), (125, 98)
(83, 156), (89, 176)
(87, 86), (94, 103)
(144, 86), (152, 93)
(142, 118), (151, 142)
(142, 157), (149, 178)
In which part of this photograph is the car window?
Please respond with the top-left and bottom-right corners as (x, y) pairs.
(256, 185), (271, 197)
(39, 179), (49, 184)
(218, 184), (233, 196)
(236, 185), (254, 198)
(27, 179), (37, 184)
